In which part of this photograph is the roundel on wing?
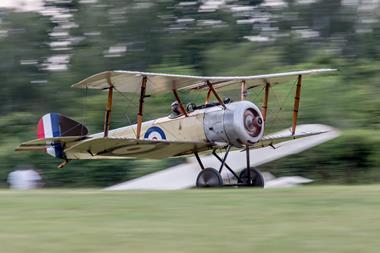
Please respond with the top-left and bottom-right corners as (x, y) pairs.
(144, 126), (166, 140)
(112, 144), (157, 155)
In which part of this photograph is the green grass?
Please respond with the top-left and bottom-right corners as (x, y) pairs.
(1, 186), (380, 253)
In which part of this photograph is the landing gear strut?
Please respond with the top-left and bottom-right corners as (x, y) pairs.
(194, 146), (265, 188)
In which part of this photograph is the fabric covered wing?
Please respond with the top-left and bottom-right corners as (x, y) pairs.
(71, 69), (336, 94)
(252, 129), (327, 149)
(63, 138), (211, 160)
(71, 71), (200, 94)
(64, 129), (326, 160)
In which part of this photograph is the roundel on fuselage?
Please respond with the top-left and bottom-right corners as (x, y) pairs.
(144, 126), (166, 140)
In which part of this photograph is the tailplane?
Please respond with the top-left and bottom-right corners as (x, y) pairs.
(36, 113), (88, 158)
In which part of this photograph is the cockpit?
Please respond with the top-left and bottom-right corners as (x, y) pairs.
(169, 98), (233, 119)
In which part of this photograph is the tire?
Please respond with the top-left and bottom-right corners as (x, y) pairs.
(196, 168), (223, 188)
(239, 168), (264, 187)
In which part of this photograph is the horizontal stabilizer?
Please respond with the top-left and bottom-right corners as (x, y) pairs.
(17, 113), (88, 159)
(15, 136), (87, 151)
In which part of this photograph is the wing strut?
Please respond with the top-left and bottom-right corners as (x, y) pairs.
(291, 75), (302, 135)
(136, 76), (147, 139)
(103, 74), (113, 137)
(240, 80), (247, 101)
(261, 82), (270, 122)
(206, 81), (226, 109)
(205, 88), (212, 105)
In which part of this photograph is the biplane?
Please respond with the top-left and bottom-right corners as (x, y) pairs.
(16, 68), (336, 187)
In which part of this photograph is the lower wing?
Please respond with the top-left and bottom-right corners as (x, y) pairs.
(63, 138), (212, 160)
(15, 128), (327, 160)
(252, 129), (327, 149)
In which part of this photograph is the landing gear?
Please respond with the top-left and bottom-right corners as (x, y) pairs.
(196, 168), (223, 187)
(239, 168), (264, 187)
(194, 146), (265, 188)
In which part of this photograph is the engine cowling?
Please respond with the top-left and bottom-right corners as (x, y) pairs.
(203, 101), (264, 147)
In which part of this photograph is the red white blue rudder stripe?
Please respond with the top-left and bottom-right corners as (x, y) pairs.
(37, 113), (64, 158)
(37, 113), (88, 159)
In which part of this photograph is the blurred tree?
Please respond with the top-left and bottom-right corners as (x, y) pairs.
(0, 11), (51, 113)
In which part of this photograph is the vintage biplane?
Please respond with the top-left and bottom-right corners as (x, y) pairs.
(16, 68), (336, 187)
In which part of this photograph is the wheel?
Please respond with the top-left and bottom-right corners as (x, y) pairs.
(196, 168), (223, 188)
(239, 168), (264, 187)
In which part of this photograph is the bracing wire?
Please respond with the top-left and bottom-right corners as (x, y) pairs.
(248, 85), (265, 102)
(266, 80), (297, 128)
(112, 87), (138, 137)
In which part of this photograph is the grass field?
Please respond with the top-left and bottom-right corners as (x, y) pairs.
(1, 186), (380, 253)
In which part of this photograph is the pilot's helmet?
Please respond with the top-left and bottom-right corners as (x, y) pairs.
(171, 101), (180, 113)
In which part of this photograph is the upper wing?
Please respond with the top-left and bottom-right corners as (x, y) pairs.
(63, 138), (212, 160)
(71, 69), (336, 94)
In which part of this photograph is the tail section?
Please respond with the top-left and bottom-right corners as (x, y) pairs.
(37, 113), (88, 158)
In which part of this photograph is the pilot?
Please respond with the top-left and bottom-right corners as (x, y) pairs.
(169, 101), (182, 119)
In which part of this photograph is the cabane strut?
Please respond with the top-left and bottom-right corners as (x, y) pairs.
(172, 87), (188, 117)
(206, 81), (226, 109)
(240, 80), (247, 101)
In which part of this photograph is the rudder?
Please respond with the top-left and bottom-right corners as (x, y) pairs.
(37, 113), (88, 158)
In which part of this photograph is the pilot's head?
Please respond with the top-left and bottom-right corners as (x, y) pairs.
(171, 101), (180, 114)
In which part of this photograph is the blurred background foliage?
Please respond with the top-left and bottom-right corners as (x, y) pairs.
(0, 0), (379, 187)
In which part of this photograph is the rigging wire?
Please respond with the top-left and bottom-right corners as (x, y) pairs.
(113, 87), (138, 137)
(145, 77), (188, 139)
(248, 85), (265, 102)
(266, 80), (297, 129)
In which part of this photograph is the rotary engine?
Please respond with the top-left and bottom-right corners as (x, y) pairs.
(203, 101), (264, 147)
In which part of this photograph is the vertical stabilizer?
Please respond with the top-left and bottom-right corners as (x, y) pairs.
(37, 113), (88, 158)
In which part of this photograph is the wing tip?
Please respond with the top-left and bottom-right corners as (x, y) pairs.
(71, 70), (116, 89)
